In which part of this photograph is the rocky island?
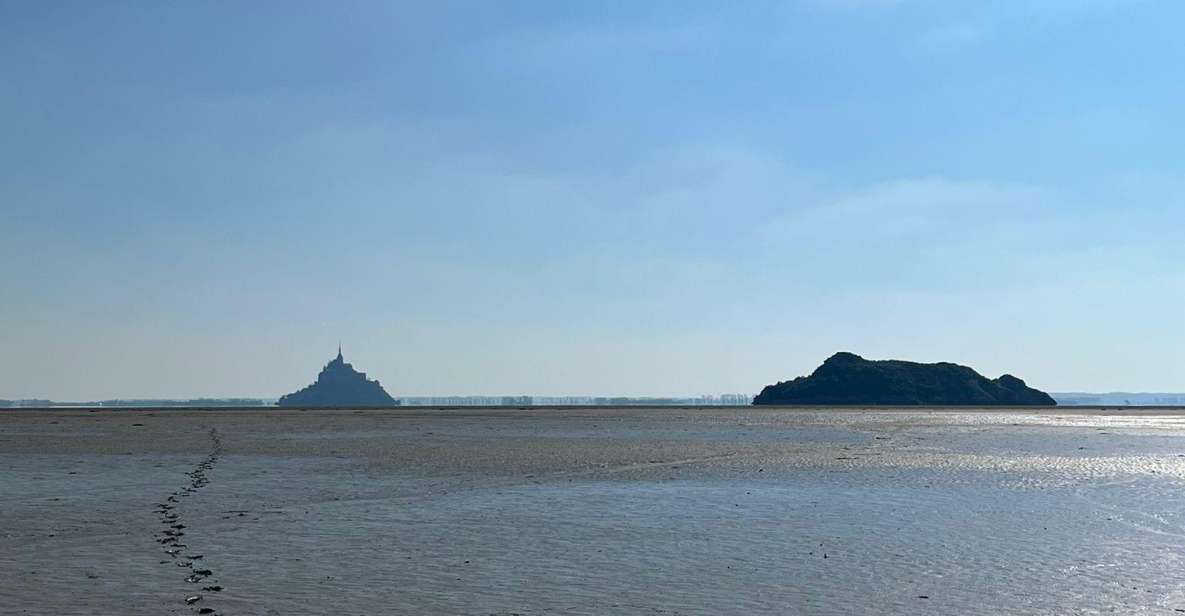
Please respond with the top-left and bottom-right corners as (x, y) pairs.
(753, 352), (1056, 406)
(277, 347), (398, 407)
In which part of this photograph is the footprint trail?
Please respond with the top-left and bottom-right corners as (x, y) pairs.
(154, 428), (224, 615)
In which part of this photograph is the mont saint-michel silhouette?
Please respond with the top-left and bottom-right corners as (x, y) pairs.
(277, 346), (398, 407)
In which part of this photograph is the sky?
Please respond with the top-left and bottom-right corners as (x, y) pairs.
(2, 1), (1183, 400)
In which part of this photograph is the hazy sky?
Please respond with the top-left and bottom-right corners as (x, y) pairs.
(2, 1), (1183, 399)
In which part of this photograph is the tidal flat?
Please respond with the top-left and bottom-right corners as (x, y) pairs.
(3, 407), (1185, 615)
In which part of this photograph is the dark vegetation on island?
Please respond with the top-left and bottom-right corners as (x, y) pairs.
(276, 348), (398, 407)
(753, 352), (1056, 406)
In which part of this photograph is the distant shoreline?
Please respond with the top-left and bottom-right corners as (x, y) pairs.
(5, 404), (1185, 415)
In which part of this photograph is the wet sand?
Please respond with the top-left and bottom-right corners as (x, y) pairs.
(4, 407), (1185, 615)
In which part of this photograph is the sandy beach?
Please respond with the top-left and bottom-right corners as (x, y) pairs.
(4, 407), (1185, 615)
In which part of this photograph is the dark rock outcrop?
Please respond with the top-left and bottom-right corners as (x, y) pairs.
(753, 352), (1056, 406)
(277, 348), (398, 407)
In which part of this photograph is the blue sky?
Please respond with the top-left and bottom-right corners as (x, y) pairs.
(2, 1), (1182, 399)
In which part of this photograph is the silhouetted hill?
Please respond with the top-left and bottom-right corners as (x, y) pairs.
(277, 348), (397, 407)
(753, 352), (1056, 406)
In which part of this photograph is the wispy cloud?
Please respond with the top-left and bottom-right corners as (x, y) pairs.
(918, 22), (992, 51)
(810, 0), (904, 9)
